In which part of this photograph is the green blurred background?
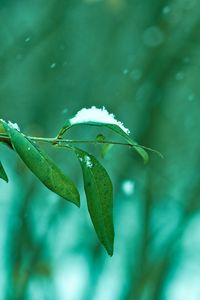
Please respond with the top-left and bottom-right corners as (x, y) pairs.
(1, 0), (200, 299)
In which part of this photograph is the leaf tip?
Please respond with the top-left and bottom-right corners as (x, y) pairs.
(0, 162), (9, 183)
(143, 155), (149, 165)
(64, 191), (80, 207)
(0, 176), (9, 183)
(103, 237), (114, 256)
(107, 247), (114, 256)
(75, 199), (81, 208)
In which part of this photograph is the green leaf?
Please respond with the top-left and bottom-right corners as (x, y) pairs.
(3, 121), (80, 206)
(100, 143), (113, 159)
(0, 120), (6, 134)
(59, 115), (149, 163)
(107, 124), (149, 163)
(0, 161), (8, 182)
(75, 147), (114, 256)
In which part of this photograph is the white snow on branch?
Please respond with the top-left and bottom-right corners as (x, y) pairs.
(70, 106), (130, 135)
(8, 121), (20, 131)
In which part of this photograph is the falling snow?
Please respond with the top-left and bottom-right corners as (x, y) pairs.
(50, 63), (56, 69)
(142, 26), (164, 48)
(123, 69), (129, 75)
(122, 180), (135, 196)
(70, 106), (130, 135)
(62, 108), (68, 114)
(162, 6), (171, 15)
(130, 69), (142, 81)
(188, 94), (195, 101)
(25, 37), (31, 42)
(175, 72), (184, 81)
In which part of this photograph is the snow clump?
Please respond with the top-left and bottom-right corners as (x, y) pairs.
(70, 106), (130, 135)
(84, 155), (93, 168)
(8, 121), (20, 131)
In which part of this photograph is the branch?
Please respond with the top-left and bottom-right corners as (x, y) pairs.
(0, 133), (163, 158)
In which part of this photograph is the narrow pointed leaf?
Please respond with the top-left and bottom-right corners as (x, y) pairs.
(107, 124), (149, 163)
(75, 147), (114, 255)
(58, 107), (148, 163)
(100, 143), (113, 159)
(3, 121), (80, 206)
(0, 161), (8, 182)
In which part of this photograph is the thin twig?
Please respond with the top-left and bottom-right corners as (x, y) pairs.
(0, 133), (163, 158)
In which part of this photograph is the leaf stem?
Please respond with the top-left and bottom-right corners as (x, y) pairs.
(0, 133), (163, 158)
